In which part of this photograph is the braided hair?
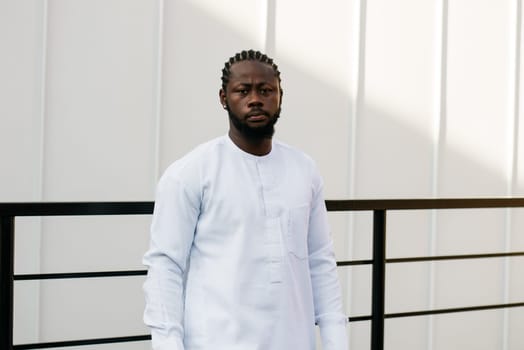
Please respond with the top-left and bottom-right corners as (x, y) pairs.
(221, 49), (282, 94)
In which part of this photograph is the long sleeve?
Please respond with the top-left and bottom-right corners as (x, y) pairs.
(307, 177), (348, 350)
(142, 172), (201, 350)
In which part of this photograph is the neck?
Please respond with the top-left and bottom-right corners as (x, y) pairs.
(228, 129), (272, 156)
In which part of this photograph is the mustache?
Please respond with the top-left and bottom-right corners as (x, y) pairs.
(246, 109), (270, 117)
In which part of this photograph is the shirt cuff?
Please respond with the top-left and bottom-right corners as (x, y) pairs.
(151, 335), (185, 350)
(318, 315), (348, 350)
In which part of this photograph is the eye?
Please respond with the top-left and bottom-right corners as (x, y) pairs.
(237, 88), (248, 95)
(259, 87), (272, 95)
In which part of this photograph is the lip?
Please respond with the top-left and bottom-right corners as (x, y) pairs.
(246, 114), (268, 122)
(246, 110), (269, 121)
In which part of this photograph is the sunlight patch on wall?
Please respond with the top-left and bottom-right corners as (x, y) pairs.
(445, 111), (512, 181)
(444, 0), (515, 185)
(363, 0), (439, 144)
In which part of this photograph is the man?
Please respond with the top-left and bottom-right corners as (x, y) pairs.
(143, 49), (348, 350)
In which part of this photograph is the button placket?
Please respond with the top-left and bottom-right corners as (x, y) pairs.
(265, 217), (282, 283)
(257, 159), (283, 284)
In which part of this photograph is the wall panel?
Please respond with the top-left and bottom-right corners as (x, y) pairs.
(39, 278), (147, 342)
(357, 0), (438, 198)
(0, 0), (45, 201)
(273, 1), (357, 346)
(38, 0), (159, 344)
(436, 1), (515, 348)
(357, 1), (440, 347)
(433, 310), (504, 350)
(0, 0), (46, 344)
(274, 0), (354, 199)
(159, 0), (267, 172)
(43, 0), (157, 202)
(440, 0), (513, 197)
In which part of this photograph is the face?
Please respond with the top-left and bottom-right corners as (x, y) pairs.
(220, 60), (282, 140)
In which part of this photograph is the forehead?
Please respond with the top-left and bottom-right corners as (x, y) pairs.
(228, 60), (278, 84)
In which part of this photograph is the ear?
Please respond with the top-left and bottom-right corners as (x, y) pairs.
(219, 89), (226, 107)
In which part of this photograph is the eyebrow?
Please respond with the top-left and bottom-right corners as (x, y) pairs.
(232, 81), (275, 87)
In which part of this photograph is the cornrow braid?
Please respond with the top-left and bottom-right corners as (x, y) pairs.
(221, 49), (282, 92)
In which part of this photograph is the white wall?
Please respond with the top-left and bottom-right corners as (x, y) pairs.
(1, 0), (523, 349)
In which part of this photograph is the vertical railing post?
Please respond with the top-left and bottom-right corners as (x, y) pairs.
(371, 210), (386, 350)
(0, 216), (15, 350)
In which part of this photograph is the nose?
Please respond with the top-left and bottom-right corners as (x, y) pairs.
(247, 90), (263, 107)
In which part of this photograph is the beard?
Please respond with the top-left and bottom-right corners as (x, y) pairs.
(227, 106), (281, 140)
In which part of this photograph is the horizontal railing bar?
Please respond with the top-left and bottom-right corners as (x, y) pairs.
(2, 198), (524, 216)
(11, 255), (524, 279)
(385, 302), (524, 319)
(348, 315), (372, 322)
(387, 251), (524, 263)
(14, 250), (522, 279)
(13, 334), (151, 350)
(325, 198), (524, 211)
(337, 259), (373, 266)
(346, 302), (524, 324)
(0, 202), (154, 216)
(14, 270), (147, 281)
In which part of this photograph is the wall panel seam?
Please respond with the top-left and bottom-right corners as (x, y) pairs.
(36, 0), (49, 341)
(265, 0), (276, 56)
(503, 1), (521, 349)
(153, 0), (165, 186)
(428, 1), (449, 350)
(37, 1), (49, 203)
(345, 1), (367, 345)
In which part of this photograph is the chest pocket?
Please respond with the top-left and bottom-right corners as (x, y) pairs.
(287, 204), (310, 260)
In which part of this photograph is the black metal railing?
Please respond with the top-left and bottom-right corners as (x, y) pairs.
(1, 198), (524, 350)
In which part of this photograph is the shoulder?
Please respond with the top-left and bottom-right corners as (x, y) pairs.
(273, 139), (317, 169)
(158, 136), (226, 187)
(273, 140), (324, 193)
